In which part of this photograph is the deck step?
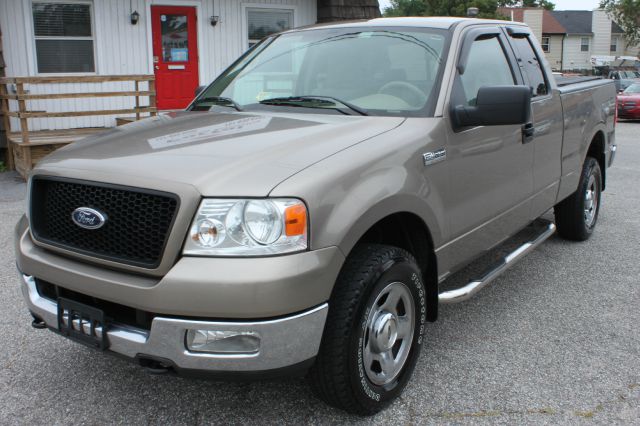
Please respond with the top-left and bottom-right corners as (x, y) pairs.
(438, 219), (556, 304)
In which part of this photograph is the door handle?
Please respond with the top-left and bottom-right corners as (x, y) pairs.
(154, 65), (160, 70)
(522, 122), (534, 143)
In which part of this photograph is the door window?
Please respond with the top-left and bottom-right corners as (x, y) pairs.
(459, 37), (514, 106)
(509, 36), (548, 97)
(161, 15), (189, 62)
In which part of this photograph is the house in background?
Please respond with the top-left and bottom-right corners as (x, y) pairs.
(499, 7), (639, 71)
(0, 0), (380, 132)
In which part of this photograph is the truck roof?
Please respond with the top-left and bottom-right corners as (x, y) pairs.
(292, 17), (528, 32)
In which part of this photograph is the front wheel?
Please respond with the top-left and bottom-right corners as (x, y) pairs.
(308, 244), (427, 415)
(554, 156), (602, 241)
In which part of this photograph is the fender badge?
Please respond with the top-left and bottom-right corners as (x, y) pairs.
(423, 148), (446, 166)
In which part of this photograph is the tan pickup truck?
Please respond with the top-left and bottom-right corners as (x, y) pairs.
(15, 17), (616, 414)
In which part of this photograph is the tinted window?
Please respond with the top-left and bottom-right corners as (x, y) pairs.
(459, 37), (514, 106)
(510, 36), (548, 97)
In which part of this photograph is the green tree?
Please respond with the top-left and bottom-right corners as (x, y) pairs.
(512, 0), (555, 10)
(600, 0), (640, 45)
(383, 0), (426, 17)
(383, 0), (555, 19)
(424, 0), (507, 19)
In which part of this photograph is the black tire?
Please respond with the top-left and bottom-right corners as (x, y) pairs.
(554, 156), (602, 241)
(308, 244), (427, 415)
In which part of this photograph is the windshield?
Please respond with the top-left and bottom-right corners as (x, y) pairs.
(194, 27), (449, 116)
(620, 71), (640, 79)
(623, 83), (640, 94)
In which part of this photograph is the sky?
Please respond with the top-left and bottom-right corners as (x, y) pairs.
(378, 0), (603, 13)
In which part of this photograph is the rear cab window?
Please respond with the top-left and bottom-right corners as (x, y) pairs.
(507, 34), (549, 98)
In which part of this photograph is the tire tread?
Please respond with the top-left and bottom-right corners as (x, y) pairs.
(308, 244), (416, 415)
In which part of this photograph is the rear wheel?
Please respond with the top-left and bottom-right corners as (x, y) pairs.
(308, 244), (427, 415)
(554, 156), (602, 241)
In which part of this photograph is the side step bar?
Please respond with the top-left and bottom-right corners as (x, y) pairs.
(439, 220), (556, 304)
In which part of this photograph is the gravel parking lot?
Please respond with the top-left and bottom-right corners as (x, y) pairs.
(1, 122), (639, 425)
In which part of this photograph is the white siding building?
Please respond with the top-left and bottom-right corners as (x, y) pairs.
(0, 0), (318, 130)
(501, 7), (640, 72)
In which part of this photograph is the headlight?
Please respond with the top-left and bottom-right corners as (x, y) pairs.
(183, 198), (308, 256)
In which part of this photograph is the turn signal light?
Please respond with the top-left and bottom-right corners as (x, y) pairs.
(284, 203), (307, 236)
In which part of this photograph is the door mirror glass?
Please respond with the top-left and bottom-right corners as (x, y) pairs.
(452, 85), (531, 128)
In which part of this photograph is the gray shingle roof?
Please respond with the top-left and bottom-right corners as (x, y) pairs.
(551, 10), (592, 34)
(611, 20), (624, 34)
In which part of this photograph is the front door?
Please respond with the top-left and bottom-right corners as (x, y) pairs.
(439, 29), (534, 275)
(151, 6), (199, 110)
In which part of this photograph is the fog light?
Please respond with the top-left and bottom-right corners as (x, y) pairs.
(186, 329), (260, 354)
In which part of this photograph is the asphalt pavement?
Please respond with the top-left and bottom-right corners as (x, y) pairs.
(0, 122), (638, 425)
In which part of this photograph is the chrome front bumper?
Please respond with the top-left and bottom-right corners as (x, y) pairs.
(20, 273), (328, 372)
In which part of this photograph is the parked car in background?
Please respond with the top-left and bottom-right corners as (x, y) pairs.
(617, 83), (640, 119)
(608, 69), (640, 92)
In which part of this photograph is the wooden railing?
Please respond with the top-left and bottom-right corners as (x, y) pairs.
(0, 74), (156, 177)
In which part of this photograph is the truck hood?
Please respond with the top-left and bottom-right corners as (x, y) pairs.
(37, 111), (404, 196)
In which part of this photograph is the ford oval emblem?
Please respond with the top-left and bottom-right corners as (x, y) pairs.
(71, 207), (107, 230)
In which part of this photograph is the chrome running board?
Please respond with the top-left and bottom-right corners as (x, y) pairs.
(439, 220), (556, 304)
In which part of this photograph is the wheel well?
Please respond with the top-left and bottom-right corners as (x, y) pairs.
(356, 212), (439, 321)
(587, 131), (606, 190)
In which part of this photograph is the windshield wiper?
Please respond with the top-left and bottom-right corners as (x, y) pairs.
(259, 96), (368, 116)
(192, 96), (243, 112)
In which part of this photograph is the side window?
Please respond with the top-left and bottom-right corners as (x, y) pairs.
(510, 36), (548, 97)
(459, 37), (514, 106)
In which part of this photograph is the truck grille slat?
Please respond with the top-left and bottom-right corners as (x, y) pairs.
(30, 177), (179, 268)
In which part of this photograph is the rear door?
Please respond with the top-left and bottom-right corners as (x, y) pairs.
(151, 6), (199, 110)
(504, 28), (563, 218)
(439, 27), (534, 272)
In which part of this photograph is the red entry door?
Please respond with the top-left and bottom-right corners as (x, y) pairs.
(151, 6), (199, 110)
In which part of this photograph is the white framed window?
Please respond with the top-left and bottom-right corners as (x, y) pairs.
(541, 36), (550, 53)
(610, 36), (618, 52)
(32, 1), (96, 73)
(246, 7), (294, 49)
(580, 37), (589, 52)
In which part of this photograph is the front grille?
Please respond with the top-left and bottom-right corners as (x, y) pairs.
(30, 176), (179, 268)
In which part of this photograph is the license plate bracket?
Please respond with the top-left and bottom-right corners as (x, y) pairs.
(57, 297), (109, 350)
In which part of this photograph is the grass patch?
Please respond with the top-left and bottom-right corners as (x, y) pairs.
(574, 410), (595, 418)
(0, 161), (6, 172)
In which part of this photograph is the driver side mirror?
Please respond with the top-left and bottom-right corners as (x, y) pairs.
(451, 85), (531, 129)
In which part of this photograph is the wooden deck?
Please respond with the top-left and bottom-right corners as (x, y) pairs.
(7, 128), (106, 177)
(0, 75), (156, 178)
(7, 128), (105, 146)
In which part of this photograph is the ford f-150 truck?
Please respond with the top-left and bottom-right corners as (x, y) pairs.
(15, 17), (616, 414)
